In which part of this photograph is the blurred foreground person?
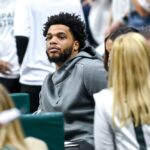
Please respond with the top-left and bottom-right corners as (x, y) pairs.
(0, 84), (48, 150)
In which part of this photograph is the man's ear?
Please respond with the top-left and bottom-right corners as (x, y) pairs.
(73, 41), (79, 52)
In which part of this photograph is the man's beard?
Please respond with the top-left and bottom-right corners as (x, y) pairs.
(46, 47), (73, 64)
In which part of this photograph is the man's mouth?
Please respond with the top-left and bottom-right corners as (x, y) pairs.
(47, 47), (60, 53)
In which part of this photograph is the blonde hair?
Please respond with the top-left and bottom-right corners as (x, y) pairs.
(108, 33), (150, 126)
(0, 84), (27, 150)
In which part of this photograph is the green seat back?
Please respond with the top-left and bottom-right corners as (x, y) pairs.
(20, 112), (64, 150)
(10, 93), (30, 113)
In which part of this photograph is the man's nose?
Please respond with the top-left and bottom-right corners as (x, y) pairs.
(49, 36), (58, 44)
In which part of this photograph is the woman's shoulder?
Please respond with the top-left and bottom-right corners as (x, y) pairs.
(94, 88), (113, 109)
(94, 88), (113, 120)
(94, 88), (113, 102)
(24, 137), (48, 150)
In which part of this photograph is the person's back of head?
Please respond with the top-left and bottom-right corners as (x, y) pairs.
(0, 84), (27, 150)
(108, 32), (150, 126)
(104, 26), (139, 71)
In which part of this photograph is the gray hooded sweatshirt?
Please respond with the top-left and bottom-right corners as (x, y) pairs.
(38, 46), (107, 146)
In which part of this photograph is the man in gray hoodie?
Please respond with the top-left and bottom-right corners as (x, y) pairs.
(37, 12), (107, 150)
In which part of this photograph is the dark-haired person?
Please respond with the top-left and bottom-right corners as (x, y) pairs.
(37, 12), (107, 150)
(104, 26), (139, 71)
(14, 0), (84, 113)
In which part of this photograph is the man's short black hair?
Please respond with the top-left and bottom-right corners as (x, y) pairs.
(43, 12), (87, 50)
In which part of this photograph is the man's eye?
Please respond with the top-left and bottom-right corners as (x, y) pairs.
(59, 36), (65, 39)
(46, 37), (51, 41)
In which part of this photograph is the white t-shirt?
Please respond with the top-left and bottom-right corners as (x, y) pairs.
(0, 0), (20, 78)
(88, 0), (112, 44)
(111, 0), (130, 23)
(14, 0), (84, 85)
(111, 0), (135, 23)
(94, 89), (150, 150)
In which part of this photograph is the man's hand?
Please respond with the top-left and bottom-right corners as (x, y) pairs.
(0, 60), (12, 75)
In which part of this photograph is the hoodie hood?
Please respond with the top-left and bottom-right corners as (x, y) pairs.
(76, 45), (102, 60)
(52, 46), (103, 84)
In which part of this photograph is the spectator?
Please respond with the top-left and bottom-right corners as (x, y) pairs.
(104, 27), (139, 71)
(37, 12), (107, 150)
(105, 0), (150, 36)
(127, 0), (150, 28)
(0, 0), (20, 93)
(0, 84), (48, 150)
(14, 0), (85, 113)
(88, 0), (112, 44)
(94, 32), (150, 150)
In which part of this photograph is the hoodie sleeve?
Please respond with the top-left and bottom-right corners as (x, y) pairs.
(83, 59), (107, 96)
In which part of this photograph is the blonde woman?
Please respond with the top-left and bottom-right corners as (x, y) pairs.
(94, 33), (150, 150)
(0, 84), (48, 150)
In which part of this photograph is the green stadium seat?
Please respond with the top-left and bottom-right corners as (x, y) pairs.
(20, 112), (64, 150)
(10, 93), (30, 113)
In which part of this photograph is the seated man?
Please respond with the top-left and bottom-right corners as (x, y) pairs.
(37, 12), (107, 150)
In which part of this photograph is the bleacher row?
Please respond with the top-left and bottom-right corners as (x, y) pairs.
(10, 93), (64, 150)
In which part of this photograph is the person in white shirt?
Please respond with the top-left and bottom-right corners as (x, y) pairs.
(94, 32), (150, 150)
(14, 0), (85, 112)
(105, 0), (150, 36)
(0, 0), (20, 93)
(88, 0), (112, 44)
